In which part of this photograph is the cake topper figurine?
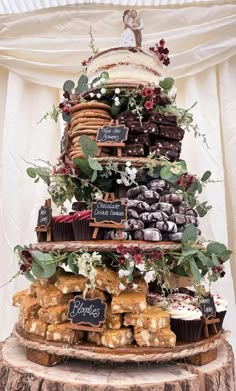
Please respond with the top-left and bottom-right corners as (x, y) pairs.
(119, 9), (144, 48)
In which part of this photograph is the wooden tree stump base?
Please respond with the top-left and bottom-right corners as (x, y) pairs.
(0, 335), (235, 391)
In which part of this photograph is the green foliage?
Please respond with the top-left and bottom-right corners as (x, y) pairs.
(63, 80), (75, 94)
(201, 170), (211, 182)
(73, 158), (93, 176)
(182, 224), (198, 245)
(68, 253), (78, 274)
(26, 167), (51, 186)
(88, 157), (103, 171)
(100, 71), (109, 80)
(31, 251), (56, 279)
(62, 112), (71, 122)
(79, 135), (98, 159)
(75, 75), (89, 94)
(159, 77), (174, 91)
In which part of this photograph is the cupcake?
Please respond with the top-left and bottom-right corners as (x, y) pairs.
(51, 215), (74, 241)
(168, 293), (197, 306)
(168, 303), (203, 342)
(213, 294), (227, 332)
(72, 210), (104, 240)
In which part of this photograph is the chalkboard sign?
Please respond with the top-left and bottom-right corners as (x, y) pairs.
(60, 132), (67, 154)
(96, 125), (129, 144)
(37, 206), (52, 227)
(91, 200), (127, 224)
(68, 296), (106, 327)
(200, 294), (216, 318)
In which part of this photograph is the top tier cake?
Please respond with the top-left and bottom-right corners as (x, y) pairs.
(87, 47), (164, 87)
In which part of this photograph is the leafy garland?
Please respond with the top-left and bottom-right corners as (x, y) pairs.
(14, 225), (231, 289)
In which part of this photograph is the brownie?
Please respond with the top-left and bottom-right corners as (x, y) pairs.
(149, 146), (180, 161)
(127, 133), (150, 146)
(149, 112), (177, 126)
(123, 143), (144, 156)
(159, 125), (185, 141)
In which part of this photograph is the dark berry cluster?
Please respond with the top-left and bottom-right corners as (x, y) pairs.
(20, 250), (33, 274)
(212, 258), (226, 278)
(149, 39), (170, 66)
(116, 244), (144, 265)
(177, 173), (196, 191)
(81, 56), (93, 67)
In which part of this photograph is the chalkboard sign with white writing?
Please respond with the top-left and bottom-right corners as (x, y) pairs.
(91, 200), (127, 224)
(68, 296), (106, 327)
(200, 294), (216, 318)
(96, 125), (129, 144)
(37, 206), (52, 227)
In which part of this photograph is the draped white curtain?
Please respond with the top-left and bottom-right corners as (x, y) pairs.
(0, 3), (236, 345)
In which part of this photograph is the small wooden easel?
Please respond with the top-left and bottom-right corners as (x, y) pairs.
(97, 120), (128, 158)
(202, 315), (220, 338)
(35, 199), (52, 242)
(89, 192), (126, 240)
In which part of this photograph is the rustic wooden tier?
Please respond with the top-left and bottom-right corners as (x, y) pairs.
(1, 333), (235, 391)
(14, 324), (222, 363)
(97, 156), (155, 167)
(31, 240), (181, 252)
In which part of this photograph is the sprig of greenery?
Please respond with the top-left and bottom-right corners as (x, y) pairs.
(89, 26), (99, 55)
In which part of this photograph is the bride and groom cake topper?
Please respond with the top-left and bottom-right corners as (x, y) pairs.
(119, 9), (144, 48)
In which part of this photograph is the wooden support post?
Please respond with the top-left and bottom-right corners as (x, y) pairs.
(26, 347), (62, 367)
(186, 348), (217, 366)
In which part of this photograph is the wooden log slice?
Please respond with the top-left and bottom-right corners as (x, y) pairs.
(0, 335), (235, 391)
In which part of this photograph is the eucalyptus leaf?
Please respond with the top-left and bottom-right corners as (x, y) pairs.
(75, 75), (89, 94)
(197, 182), (203, 194)
(182, 224), (198, 245)
(88, 156), (103, 171)
(73, 158), (93, 176)
(201, 170), (211, 182)
(196, 204), (208, 217)
(62, 112), (71, 122)
(34, 177), (39, 183)
(31, 260), (56, 279)
(159, 77), (174, 91)
(68, 253), (78, 274)
(63, 80), (75, 93)
(160, 166), (172, 180)
(91, 170), (98, 182)
(24, 271), (36, 283)
(188, 181), (198, 193)
(189, 259), (201, 282)
(207, 242), (227, 256)
(111, 103), (121, 117)
(26, 167), (37, 178)
(79, 135), (98, 158)
(197, 251), (213, 267)
(100, 71), (109, 79)
(211, 253), (220, 267)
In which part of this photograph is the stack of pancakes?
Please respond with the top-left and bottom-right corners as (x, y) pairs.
(68, 102), (112, 159)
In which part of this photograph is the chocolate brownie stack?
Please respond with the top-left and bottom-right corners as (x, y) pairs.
(117, 110), (184, 161)
(112, 179), (198, 242)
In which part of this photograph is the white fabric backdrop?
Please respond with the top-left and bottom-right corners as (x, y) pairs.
(0, 3), (236, 346)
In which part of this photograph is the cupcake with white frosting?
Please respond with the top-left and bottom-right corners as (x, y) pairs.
(167, 303), (203, 342)
(168, 293), (197, 306)
(213, 294), (227, 332)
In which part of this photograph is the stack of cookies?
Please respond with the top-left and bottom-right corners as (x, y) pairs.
(13, 267), (176, 349)
(68, 102), (112, 159)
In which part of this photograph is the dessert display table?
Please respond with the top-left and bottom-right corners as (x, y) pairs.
(0, 335), (235, 391)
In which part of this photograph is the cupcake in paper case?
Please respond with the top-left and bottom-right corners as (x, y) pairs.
(168, 303), (203, 342)
(51, 215), (74, 241)
(72, 210), (104, 241)
(213, 294), (227, 332)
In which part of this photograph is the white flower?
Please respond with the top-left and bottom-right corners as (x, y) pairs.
(89, 92), (95, 98)
(126, 161), (131, 167)
(129, 260), (135, 267)
(124, 270), (130, 276)
(144, 270), (156, 283)
(94, 191), (103, 200)
(119, 282), (126, 291)
(159, 77), (164, 82)
(114, 96), (120, 102)
(101, 87), (106, 95)
(116, 179), (122, 184)
(96, 93), (101, 99)
(115, 101), (120, 106)
(115, 88), (120, 94)
(92, 82), (98, 88)
(100, 77), (106, 84)
(136, 263), (146, 272)
(118, 269), (126, 278)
